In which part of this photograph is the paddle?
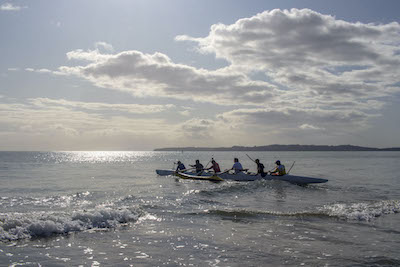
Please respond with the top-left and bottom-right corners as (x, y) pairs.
(204, 156), (214, 169)
(175, 167), (195, 174)
(246, 154), (256, 163)
(218, 169), (232, 175)
(287, 161), (296, 174)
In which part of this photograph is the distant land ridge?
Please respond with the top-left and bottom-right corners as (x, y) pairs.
(154, 144), (400, 151)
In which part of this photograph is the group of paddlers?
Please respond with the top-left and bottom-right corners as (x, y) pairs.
(175, 158), (286, 177)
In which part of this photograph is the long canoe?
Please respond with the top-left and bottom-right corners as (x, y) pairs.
(155, 169), (328, 185)
(218, 172), (328, 184)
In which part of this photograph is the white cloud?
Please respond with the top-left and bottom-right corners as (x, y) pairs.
(29, 98), (176, 114)
(179, 110), (191, 116)
(58, 49), (279, 105)
(0, 3), (23, 11)
(178, 9), (400, 69)
(24, 68), (54, 74)
(95, 41), (114, 52)
(177, 8), (400, 102)
(37, 68), (52, 73)
(299, 124), (324, 131)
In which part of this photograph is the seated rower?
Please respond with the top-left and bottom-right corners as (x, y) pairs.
(206, 159), (221, 173)
(190, 160), (204, 175)
(175, 161), (186, 172)
(255, 159), (267, 177)
(231, 158), (245, 173)
(269, 160), (286, 176)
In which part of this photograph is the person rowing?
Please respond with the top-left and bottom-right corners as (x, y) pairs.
(175, 161), (186, 172)
(190, 159), (204, 175)
(230, 158), (245, 174)
(269, 160), (286, 176)
(205, 159), (221, 173)
(255, 159), (267, 177)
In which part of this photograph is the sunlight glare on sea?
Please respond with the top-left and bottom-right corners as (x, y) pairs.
(41, 151), (157, 163)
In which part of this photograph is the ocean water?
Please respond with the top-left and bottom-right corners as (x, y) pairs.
(0, 151), (399, 266)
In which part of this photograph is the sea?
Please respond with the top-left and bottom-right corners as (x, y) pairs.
(0, 151), (399, 267)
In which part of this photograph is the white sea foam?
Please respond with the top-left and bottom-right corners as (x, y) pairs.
(0, 207), (142, 241)
(320, 200), (400, 221)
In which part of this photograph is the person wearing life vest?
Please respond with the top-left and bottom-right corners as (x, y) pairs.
(206, 159), (221, 173)
(270, 160), (286, 176)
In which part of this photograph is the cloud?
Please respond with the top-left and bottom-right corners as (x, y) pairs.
(24, 68), (53, 74)
(27, 8), (400, 147)
(58, 49), (279, 105)
(95, 41), (114, 52)
(177, 8), (400, 101)
(58, 9), (400, 111)
(29, 98), (176, 114)
(0, 3), (23, 11)
(178, 8), (400, 68)
(299, 124), (324, 131)
(0, 98), (177, 150)
(180, 118), (215, 139)
(218, 107), (373, 134)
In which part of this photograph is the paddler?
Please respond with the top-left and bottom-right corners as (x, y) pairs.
(230, 158), (245, 173)
(190, 160), (204, 175)
(205, 159), (221, 173)
(255, 159), (267, 177)
(175, 161), (186, 172)
(269, 160), (286, 176)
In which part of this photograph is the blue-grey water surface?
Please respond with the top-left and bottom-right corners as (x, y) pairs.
(0, 151), (399, 266)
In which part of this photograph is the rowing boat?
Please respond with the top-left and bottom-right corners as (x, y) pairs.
(218, 172), (328, 184)
(156, 169), (176, 176)
(174, 172), (224, 181)
(155, 169), (328, 185)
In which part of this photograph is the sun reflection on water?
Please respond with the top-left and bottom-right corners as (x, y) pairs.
(46, 151), (157, 163)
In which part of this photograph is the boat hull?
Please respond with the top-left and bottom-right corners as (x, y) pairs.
(218, 172), (328, 184)
(175, 172), (224, 181)
(156, 169), (176, 176)
(156, 169), (328, 184)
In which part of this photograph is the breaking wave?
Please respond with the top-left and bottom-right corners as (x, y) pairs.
(319, 200), (400, 221)
(198, 199), (400, 222)
(0, 207), (143, 241)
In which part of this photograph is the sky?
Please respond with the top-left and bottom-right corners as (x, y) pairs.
(1, 0), (400, 150)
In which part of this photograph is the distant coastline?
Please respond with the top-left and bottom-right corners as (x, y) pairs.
(154, 144), (400, 152)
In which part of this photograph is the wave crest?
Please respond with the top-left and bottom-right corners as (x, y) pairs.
(200, 200), (400, 222)
(320, 200), (400, 221)
(0, 207), (142, 241)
